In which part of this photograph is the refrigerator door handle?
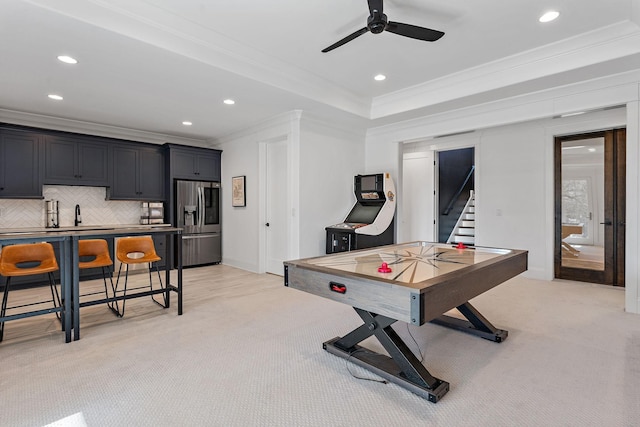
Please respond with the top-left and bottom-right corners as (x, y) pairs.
(196, 186), (202, 227)
(199, 186), (205, 227)
(195, 185), (202, 227)
(182, 233), (220, 239)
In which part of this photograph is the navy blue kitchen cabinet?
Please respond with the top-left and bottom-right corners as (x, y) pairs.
(109, 143), (164, 201)
(44, 135), (110, 186)
(0, 128), (43, 199)
(1, 125), (223, 207)
(167, 144), (221, 181)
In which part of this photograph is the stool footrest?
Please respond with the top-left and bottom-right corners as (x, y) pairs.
(1, 306), (62, 322)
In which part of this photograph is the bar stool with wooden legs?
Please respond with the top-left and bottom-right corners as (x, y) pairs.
(0, 242), (61, 342)
(78, 239), (119, 316)
(114, 236), (167, 317)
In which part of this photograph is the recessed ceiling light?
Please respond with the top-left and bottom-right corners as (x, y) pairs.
(374, 74), (386, 81)
(223, 99), (235, 105)
(539, 11), (559, 23)
(57, 55), (78, 64)
(182, 121), (192, 126)
(588, 148), (597, 152)
(48, 94), (63, 101)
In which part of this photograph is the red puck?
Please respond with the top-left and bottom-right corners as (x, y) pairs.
(378, 262), (392, 273)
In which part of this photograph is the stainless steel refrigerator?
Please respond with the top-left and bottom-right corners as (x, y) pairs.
(175, 180), (221, 266)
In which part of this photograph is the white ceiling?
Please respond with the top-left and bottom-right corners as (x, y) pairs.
(1, 0), (640, 142)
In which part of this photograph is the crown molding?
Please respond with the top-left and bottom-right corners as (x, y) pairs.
(0, 108), (208, 146)
(301, 113), (367, 141)
(213, 110), (303, 146)
(367, 69), (640, 143)
(371, 21), (640, 119)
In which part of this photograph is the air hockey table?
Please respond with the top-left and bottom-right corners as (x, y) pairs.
(284, 241), (528, 403)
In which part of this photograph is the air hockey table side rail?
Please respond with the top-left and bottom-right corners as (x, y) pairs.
(418, 248), (528, 324)
(284, 243), (528, 326)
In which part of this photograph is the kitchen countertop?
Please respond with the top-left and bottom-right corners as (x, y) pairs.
(0, 223), (173, 236)
(0, 223), (184, 343)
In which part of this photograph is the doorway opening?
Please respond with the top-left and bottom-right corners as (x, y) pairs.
(437, 147), (475, 244)
(554, 129), (626, 286)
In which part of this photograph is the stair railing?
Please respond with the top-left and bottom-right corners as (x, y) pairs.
(446, 190), (475, 244)
(442, 165), (475, 215)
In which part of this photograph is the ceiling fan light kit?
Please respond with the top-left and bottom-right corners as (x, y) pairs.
(322, 0), (444, 53)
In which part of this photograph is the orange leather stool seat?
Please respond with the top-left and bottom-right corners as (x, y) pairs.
(78, 239), (113, 269)
(0, 242), (61, 342)
(0, 242), (58, 277)
(116, 236), (161, 265)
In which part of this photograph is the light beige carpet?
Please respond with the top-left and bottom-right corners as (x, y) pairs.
(1, 265), (639, 426)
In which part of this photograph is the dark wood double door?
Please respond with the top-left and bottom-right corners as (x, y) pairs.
(554, 128), (625, 286)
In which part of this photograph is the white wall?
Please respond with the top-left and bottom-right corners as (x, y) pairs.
(475, 122), (549, 276)
(399, 110), (626, 279)
(299, 117), (365, 258)
(366, 73), (639, 312)
(214, 112), (301, 272)
(215, 111), (366, 271)
(626, 100), (640, 313)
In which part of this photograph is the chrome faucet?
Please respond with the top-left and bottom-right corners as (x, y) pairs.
(75, 204), (82, 226)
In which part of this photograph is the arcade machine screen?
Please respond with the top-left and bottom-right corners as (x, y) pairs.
(345, 204), (381, 224)
(361, 175), (377, 191)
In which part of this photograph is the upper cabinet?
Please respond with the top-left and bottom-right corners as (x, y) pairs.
(109, 143), (164, 201)
(167, 144), (221, 181)
(44, 135), (109, 186)
(0, 128), (43, 198)
(0, 124), (223, 206)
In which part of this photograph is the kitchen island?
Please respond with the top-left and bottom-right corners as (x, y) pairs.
(0, 224), (182, 343)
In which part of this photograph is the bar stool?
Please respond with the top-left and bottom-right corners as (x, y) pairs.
(0, 242), (61, 342)
(78, 239), (119, 315)
(114, 236), (167, 317)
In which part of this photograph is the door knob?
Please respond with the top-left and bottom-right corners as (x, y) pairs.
(265, 223), (270, 227)
(600, 220), (612, 225)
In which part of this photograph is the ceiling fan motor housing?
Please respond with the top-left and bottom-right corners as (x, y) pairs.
(367, 11), (387, 34)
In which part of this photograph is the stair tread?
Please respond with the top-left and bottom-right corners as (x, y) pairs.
(457, 229), (475, 236)
(453, 235), (475, 244)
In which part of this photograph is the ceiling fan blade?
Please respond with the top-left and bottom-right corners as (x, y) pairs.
(321, 27), (369, 53)
(368, 0), (384, 15)
(386, 21), (444, 42)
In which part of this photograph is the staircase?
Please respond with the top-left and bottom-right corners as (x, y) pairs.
(447, 191), (475, 245)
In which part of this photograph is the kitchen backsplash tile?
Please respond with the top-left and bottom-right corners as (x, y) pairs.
(0, 186), (141, 228)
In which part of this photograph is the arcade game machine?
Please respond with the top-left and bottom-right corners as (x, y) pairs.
(325, 173), (396, 254)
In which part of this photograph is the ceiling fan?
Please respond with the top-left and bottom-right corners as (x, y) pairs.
(322, 0), (444, 53)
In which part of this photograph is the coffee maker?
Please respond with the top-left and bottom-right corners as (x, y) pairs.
(45, 200), (59, 228)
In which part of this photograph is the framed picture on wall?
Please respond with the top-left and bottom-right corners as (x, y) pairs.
(232, 175), (246, 207)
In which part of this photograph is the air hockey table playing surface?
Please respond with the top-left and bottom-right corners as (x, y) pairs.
(284, 241), (528, 402)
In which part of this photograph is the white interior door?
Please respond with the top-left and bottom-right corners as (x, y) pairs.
(265, 138), (288, 275)
(401, 151), (436, 242)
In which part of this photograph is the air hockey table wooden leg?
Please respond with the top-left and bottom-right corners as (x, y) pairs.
(323, 307), (450, 403)
(430, 301), (508, 342)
